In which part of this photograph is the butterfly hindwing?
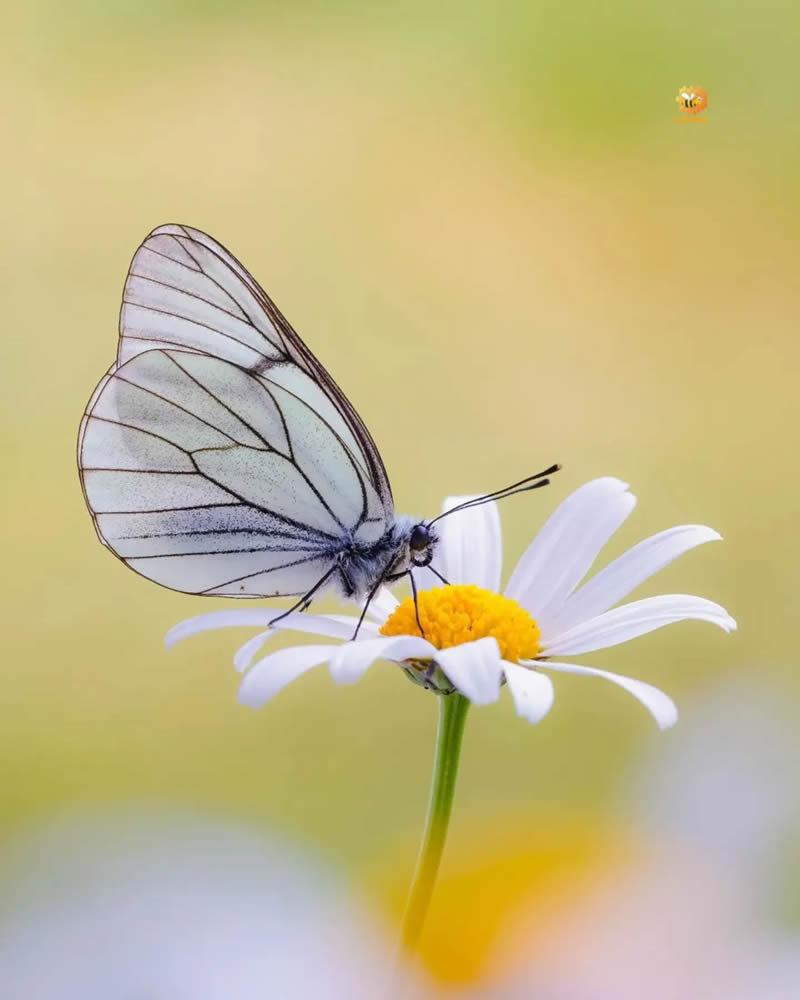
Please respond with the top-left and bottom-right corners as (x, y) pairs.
(79, 347), (386, 596)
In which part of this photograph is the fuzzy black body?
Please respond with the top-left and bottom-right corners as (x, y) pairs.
(334, 516), (437, 599)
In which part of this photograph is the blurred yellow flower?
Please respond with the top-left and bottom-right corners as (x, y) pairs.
(372, 813), (633, 986)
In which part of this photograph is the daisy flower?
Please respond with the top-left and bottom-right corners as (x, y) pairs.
(166, 478), (735, 730)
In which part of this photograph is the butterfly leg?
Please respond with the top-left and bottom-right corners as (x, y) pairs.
(267, 565), (339, 628)
(356, 568), (427, 639)
(408, 570), (426, 639)
(350, 573), (389, 640)
(425, 564), (451, 586)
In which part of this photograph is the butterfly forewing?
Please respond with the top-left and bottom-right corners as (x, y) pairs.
(79, 224), (397, 597)
(120, 228), (282, 369)
(118, 224), (393, 512)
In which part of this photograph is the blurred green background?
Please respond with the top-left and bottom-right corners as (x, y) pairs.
(3, 0), (799, 988)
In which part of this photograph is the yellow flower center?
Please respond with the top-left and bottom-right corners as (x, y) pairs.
(380, 584), (541, 663)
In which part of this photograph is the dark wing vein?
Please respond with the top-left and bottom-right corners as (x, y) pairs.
(129, 271), (250, 326)
(112, 374), (241, 444)
(172, 230), (259, 328)
(166, 353), (277, 454)
(198, 552), (325, 595)
(123, 300), (262, 357)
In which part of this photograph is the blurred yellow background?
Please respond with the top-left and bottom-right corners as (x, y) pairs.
(2, 0), (799, 991)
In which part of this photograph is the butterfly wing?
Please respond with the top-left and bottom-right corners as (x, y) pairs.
(116, 223), (393, 515)
(79, 348), (389, 596)
(78, 223), (395, 597)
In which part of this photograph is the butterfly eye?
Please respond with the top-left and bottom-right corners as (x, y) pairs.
(409, 524), (430, 552)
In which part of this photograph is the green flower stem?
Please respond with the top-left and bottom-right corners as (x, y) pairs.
(400, 692), (470, 955)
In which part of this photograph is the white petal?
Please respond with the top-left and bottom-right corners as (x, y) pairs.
(233, 630), (274, 673)
(232, 614), (379, 672)
(165, 609), (286, 647)
(503, 661), (554, 724)
(294, 613), (381, 639)
(435, 637), (503, 705)
(548, 524), (723, 634)
(535, 660), (678, 730)
(166, 609), (371, 650)
(416, 495), (502, 591)
(265, 611), (369, 640)
(237, 644), (340, 709)
(505, 478), (634, 624)
(329, 635), (437, 684)
(542, 594), (737, 657)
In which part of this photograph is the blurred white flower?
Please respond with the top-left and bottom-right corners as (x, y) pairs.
(631, 680), (800, 890)
(0, 812), (427, 1000)
(481, 681), (800, 1000)
(168, 478), (735, 729)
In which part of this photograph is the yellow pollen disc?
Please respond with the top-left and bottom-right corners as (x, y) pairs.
(379, 584), (540, 663)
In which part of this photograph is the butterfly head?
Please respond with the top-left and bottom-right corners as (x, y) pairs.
(408, 522), (437, 568)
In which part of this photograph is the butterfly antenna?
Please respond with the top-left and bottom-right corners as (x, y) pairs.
(427, 463), (561, 525)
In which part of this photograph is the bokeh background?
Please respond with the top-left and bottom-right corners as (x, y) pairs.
(3, 1), (799, 995)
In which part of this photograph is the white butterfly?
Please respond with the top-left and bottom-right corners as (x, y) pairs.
(78, 224), (555, 613)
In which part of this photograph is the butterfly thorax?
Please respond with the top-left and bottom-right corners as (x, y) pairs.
(334, 516), (438, 600)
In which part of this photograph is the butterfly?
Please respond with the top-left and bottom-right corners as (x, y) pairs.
(78, 224), (556, 620)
